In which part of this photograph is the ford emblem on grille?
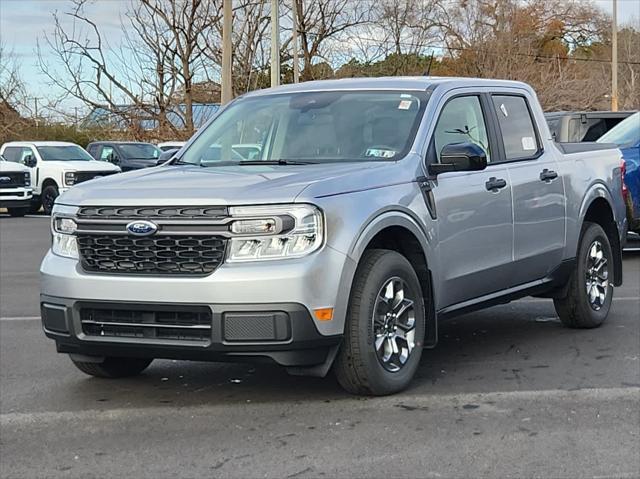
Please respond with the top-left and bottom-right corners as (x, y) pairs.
(0, 176), (11, 183)
(126, 220), (158, 236)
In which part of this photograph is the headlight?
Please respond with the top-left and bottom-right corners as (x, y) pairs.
(23, 172), (30, 186)
(51, 206), (79, 259)
(227, 204), (323, 262)
(64, 172), (76, 186)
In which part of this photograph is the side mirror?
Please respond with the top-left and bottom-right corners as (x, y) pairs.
(428, 142), (488, 176)
(24, 155), (37, 168)
(107, 154), (120, 165)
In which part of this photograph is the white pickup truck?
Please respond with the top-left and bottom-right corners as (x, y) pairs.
(0, 155), (32, 216)
(0, 141), (121, 214)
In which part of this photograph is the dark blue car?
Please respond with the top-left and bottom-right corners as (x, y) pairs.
(598, 112), (640, 234)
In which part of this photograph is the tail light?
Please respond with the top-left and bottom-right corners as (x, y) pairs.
(621, 160), (628, 200)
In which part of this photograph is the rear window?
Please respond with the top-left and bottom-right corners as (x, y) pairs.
(492, 95), (540, 160)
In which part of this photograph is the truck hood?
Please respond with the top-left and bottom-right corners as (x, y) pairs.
(57, 161), (411, 206)
(46, 160), (121, 172)
(0, 161), (30, 173)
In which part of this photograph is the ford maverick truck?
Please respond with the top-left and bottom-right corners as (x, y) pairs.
(40, 78), (627, 395)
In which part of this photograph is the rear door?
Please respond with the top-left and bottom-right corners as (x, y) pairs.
(428, 94), (514, 308)
(491, 94), (566, 283)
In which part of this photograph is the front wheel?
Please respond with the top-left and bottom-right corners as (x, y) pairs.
(334, 249), (426, 395)
(554, 222), (614, 328)
(71, 356), (153, 378)
(41, 185), (59, 215)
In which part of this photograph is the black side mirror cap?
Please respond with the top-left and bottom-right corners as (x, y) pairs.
(24, 156), (37, 167)
(428, 142), (488, 176)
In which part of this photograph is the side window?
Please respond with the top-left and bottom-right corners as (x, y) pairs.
(492, 95), (540, 160)
(20, 148), (36, 164)
(100, 146), (114, 161)
(582, 119), (608, 142)
(2, 147), (22, 163)
(433, 96), (491, 163)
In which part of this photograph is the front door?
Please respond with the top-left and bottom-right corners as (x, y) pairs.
(428, 95), (514, 308)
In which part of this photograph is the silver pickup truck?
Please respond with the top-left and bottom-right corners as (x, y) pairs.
(41, 78), (627, 395)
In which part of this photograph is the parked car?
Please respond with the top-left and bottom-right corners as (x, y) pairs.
(41, 78), (627, 395)
(86, 141), (161, 171)
(0, 154), (32, 217)
(158, 141), (185, 151)
(598, 112), (640, 234)
(157, 148), (180, 164)
(545, 110), (635, 143)
(0, 141), (120, 215)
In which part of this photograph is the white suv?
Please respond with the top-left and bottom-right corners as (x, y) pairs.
(0, 141), (121, 214)
(0, 154), (32, 216)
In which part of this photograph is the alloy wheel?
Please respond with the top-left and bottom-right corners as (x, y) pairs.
(585, 240), (609, 311)
(372, 277), (417, 372)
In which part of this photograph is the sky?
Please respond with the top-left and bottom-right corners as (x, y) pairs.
(1, 0), (639, 114)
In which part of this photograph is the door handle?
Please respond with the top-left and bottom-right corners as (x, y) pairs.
(540, 169), (558, 182)
(485, 177), (507, 192)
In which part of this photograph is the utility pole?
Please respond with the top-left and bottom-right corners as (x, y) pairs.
(611, 0), (618, 111)
(221, 0), (233, 105)
(271, 0), (280, 87)
(292, 0), (299, 83)
(33, 97), (41, 127)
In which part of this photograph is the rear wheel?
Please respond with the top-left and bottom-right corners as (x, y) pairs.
(71, 356), (153, 378)
(41, 185), (59, 215)
(334, 249), (426, 395)
(554, 222), (614, 328)
(7, 207), (28, 217)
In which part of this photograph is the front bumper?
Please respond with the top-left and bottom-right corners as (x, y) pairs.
(0, 188), (33, 208)
(40, 246), (356, 366)
(41, 295), (341, 367)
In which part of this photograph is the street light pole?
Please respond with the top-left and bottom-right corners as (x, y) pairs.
(292, 0), (299, 83)
(221, 0), (233, 105)
(611, 0), (618, 111)
(271, 0), (280, 87)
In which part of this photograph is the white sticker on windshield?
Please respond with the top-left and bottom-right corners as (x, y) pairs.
(522, 136), (536, 150)
(398, 100), (412, 110)
(500, 103), (508, 117)
(365, 148), (396, 158)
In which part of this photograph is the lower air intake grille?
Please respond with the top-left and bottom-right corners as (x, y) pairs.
(80, 306), (212, 343)
(77, 234), (226, 275)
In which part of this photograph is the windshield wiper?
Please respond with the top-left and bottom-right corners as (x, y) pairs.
(237, 159), (317, 165)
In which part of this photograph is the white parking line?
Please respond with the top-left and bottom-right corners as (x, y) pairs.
(0, 316), (41, 321)
(0, 297), (637, 321)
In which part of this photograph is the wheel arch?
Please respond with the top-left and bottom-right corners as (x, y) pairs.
(41, 177), (59, 190)
(579, 192), (622, 286)
(348, 212), (437, 347)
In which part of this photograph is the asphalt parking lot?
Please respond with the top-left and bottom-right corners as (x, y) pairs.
(1, 214), (639, 479)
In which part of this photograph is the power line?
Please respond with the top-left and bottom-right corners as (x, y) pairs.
(352, 35), (640, 66)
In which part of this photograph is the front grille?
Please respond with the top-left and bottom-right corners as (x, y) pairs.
(77, 206), (228, 219)
(80, 306), (212, 343)
(0, 172), (26, 187)
(75, 205), (230, 276)
(75, 171), (118, 185)
(77, 234), (226, 275)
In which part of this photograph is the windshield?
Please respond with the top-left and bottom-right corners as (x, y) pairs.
(597, 112), (640, 148)
(119, 144), (161, 160)
(179, 91), (428, 166)
(37, 145), (94, 161)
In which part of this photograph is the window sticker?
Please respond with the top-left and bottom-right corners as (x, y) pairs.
(499, 103), (509, 117)
(522, 136), (536, 150)
(365, 148), (396, 158)
(398, 100), (412, 110)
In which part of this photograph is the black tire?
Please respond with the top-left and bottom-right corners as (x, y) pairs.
(334, 249), (426, 395)
(7, 207), (28, 217)
(41, 184), (59, 215)
(71, 356), (153, 378)
(554, 222), (614, 328)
